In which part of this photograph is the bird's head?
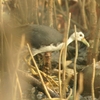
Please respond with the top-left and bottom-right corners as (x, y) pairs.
(70, 32), (90, 47)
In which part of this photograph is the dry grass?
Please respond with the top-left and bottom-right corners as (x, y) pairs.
(0, 0), (100, 100)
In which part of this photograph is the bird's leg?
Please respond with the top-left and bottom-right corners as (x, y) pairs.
(32, 43), (64, 74)
(32, 48), (52, 74)
(43, 52), (51, 74)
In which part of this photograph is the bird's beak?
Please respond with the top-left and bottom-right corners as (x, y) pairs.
(81, 38), (90, 47)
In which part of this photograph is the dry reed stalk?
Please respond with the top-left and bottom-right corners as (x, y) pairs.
(66, 88), (72, 100)
(65, 0), (69, 17)
(25, 57), (59, 87)
(27, 44), (51, 99)
(39, 0), (45, 24)
(53, 0), (57, 29)
(87, 0), (97, 64)
(18, 69), (59, 98)
(91, 59), (96, 100)
(78, 0), (88, 30)
(62, 13), (71, 98)
(48, 0), (54, 26)
(58, 43), (64, 99)
(13, 73), (23, 100)
(34, 0), (39, 24)
(73, 25), (78, 100)
(43, 0), (54, 74)
(76, 73), (83, 100)
(0, 1), (4, 100)
(0, 0), (4, 69)
(92, 18), (100, 61)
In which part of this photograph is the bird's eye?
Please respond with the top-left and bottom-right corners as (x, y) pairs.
(80, 34), (83, 37)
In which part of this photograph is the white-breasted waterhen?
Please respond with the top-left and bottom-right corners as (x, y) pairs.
(16, 25), (89, 55)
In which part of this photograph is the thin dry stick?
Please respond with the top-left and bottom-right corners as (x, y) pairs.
(0, 1), (4, 100)
(55, 0), (63, 14)
(29, 64), (59, 86)
(48, 0), (54, 26)
(43, 0), (54, 74)
(65, 0), (69, 18)
(87, 0), (97, 64)
(53, 0), (57, 29)
(73, 25), (78, 100)
(59, 44), (65, 99)
(39, 0), (45, 24)
(66, 88), (73, 100)
(91, 58), (95, 100)
(13, 73), (23, 100)
(27, 44), (51, 99)
(76, 73), (84, 100)
(35, 0), (39, 24)
(17, 74), (23, 99)
(78, 0), (88, 30)
(25, 55), (59, 87)
(62, 13), (71, 98)
(92, 18), (100, 61)
(0, 0), (4, 70)
(17, 69), (59, 98)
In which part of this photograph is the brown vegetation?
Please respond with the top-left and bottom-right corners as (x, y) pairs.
(0, 0), (100, 100)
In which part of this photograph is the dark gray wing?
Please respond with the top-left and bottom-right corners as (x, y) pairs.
(25, 25), (63, 49)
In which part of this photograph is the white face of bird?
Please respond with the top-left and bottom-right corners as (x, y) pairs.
(71, 32), (84, 41)
(71, 32), (90, 47)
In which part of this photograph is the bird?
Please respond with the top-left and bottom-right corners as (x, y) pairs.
(15, 24), (89, 56)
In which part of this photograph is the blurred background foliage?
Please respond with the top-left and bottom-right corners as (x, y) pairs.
(0, 0), (100, 100)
